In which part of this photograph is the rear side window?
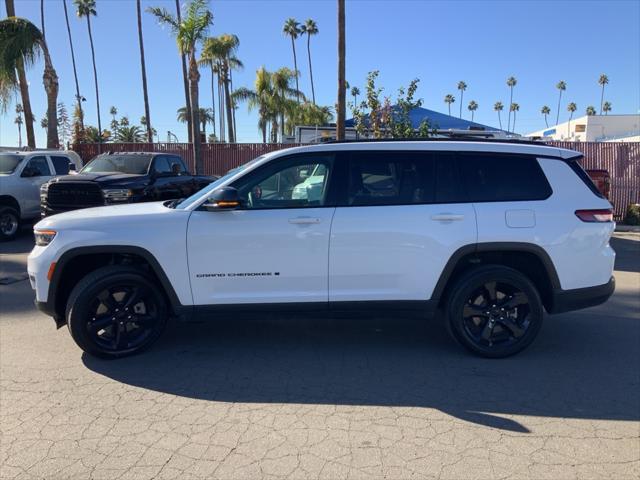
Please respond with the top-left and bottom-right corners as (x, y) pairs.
(459, 153), (552, 202)
(566, 158), (605, 198)
(51, 156), (71, 175)
(347, 152), (435, 206)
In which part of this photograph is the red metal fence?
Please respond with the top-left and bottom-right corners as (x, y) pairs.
(73, 141), (639, 219)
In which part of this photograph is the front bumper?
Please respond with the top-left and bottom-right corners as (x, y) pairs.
(548, 276), (615, 314)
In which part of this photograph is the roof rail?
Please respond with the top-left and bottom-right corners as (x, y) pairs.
(325, 135), (550, 147)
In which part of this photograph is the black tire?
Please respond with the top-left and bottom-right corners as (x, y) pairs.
(66, 266), (168, 359)
(0, 206), (20, 241)
(445, 265), (543, 358)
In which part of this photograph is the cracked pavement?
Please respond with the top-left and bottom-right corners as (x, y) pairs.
(1, 232), (639, 479)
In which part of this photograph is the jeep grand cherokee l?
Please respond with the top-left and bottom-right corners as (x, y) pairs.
(28, 140), (615, 358)
(40, 152), (216, 217)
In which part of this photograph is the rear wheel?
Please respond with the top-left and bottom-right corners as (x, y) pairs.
(66, 266), (168, 358)
(446, 266), (543, 358)
(0, 206), (20, 241)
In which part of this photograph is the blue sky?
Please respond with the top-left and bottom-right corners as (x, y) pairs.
(1, 0), (639, 147)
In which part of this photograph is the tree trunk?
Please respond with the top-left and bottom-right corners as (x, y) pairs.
(63, 0), (83, 133)
(291, 38), (300, 103)
(497, 111), (502, 130)
(556, 91), (562, 125)
(600, 86), (605, 115)
(86, 17), (101, 140)
(224, 65), (235, 143)
(507, 87), (513, 132)
(136, 0), (152, 143)
(307, 34), (315, 104)
(459, 91), (463, 118)
(6, 0), (36, 148)
(17, 123), (22, 148)
(336, 0), (346, 140)
(544, 115), (548, 128)
(229, 66), (237, 140)
(210, 66), (216, 138)
(175, 0), (192, 143)
(40, 0), (45, 38)
(40, 41), (59, 149)
(189, 55), (202, 174)
(512, 111), (517, 133)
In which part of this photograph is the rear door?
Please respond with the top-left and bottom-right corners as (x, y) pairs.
(328, 150), (477, 303)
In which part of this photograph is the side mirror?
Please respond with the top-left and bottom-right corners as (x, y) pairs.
(203, 186), (241, 211)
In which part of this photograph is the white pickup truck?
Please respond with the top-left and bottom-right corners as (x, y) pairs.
(0, 151), (82, 241)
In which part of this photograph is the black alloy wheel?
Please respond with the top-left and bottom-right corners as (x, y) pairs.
(66, 266), (168, 358)
(446, 266), (544, 358)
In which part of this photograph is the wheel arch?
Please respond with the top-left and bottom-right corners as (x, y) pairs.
(49, 245), (186, 324)
(0, 195), (21, 214)
(432, 242), (561, 313)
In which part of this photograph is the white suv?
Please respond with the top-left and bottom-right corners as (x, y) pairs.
(0, 151), (82, 240)
(28, 140), (615, 358)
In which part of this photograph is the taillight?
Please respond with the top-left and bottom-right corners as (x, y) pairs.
(575, 209), (613, 222)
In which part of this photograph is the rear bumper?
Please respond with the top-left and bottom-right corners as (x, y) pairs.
(548, 276), (615, 314)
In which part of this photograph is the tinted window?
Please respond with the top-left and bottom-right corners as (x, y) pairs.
(347, 152), (435, 206)
(0, 154), (22, 174)
(459, 154), (551, 202)
(166, 155), (188, 174)
(153, 156), (172, 174)
(24, 156), (51, 176)
(434, 153), (466, 203)
(232, 155), (333, 209)
(81, 155), (151, 174)
(51, 156), (71, 175)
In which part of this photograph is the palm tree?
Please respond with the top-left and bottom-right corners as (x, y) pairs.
(15, 103), (23, 147)
(0, 16), (59, 148)
(555, 80), (566, 125)
(467, 100), (478, 121)
(567, 102), (577, 136)
(444, 94), (455, 116)
(272, 67), (303, 141)
(541, 105), (551, 127)
(200, 34), (242, 143)
(177, 106), (214, 137)
(457, 81), (467, 118)
(602, 101), (612, 115)
(586, 105), (596, 116)
(509, 102), (520, 132)
(62, 0), (84, 133)
(116, 125), (143, 143)
(598, 74), (609, 115)
(350, 86), (360, 107)
(136, 0), (152, 143)
(4, 0), (36, 148)
(506, 76), (517, 132)
(109, 106), (118, 137)
(493, 101), (504, 130)
(300, 19), (318, 104)
(283, 18), (301, 103)
(336, 0), (346, 140)
(149, 0), (213, 173)
(232, 67), (276, 143)
(40, 116), (48, 133)
(172, 0), (192, 143)
(75, 0), (102, 139)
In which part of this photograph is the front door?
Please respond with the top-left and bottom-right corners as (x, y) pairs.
(19, 155), (54, 217)
(187, 153), (336, 305)
(329, 150), (477, 303)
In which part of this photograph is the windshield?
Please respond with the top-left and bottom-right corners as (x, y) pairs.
(0, 154), (22, 174)
(81, 155), (151, 175)
(174, 156), (265, 209)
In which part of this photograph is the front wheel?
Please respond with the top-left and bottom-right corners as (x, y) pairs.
(66, 266), (168, 358)
(446, 266), (544, 358)
(0, 206), (20, 241)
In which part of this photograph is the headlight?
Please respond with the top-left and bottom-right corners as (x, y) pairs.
(102, 188), (133, 202)
(34, 229), (56, 246)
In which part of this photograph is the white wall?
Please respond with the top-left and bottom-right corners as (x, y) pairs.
(527, 114), (640, 142)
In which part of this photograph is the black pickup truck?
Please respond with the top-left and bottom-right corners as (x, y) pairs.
(40, 152), (217, 217)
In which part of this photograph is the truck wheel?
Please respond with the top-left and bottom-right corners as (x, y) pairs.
(445, 266), (544, 358)
(0, 206), (20, 241)
(66, 266), (168, 359)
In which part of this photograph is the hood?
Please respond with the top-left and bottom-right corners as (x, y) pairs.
(35, 201), (185, 231)
(49, 172), (146, 187)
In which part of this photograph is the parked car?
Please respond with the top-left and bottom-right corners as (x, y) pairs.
(29, 139), (615, 359)
(0, 151), (82, 241)
(40, 152), (216, 217)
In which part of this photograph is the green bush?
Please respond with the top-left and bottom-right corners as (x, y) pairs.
(624, 204), (640, 225)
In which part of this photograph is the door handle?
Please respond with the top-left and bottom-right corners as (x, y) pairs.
(431, 213), (465, 222)
(288, 216), (321, 224)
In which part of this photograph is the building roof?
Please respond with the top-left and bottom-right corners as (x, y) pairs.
(345, 106), (502, 132)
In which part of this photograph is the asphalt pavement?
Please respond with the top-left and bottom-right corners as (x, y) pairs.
(1, 231), (639, 479)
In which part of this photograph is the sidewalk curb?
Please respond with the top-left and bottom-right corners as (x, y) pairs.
(615, 224), (640, 233)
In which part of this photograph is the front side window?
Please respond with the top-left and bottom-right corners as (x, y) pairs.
(347, 152), (435, 206)
(51, 156), (71, 175)
(459, 153), (552, 202)
(167, 155), (187, 174)
(81, 155), (151, 175)
(23, 156), (51, 177)
(233, 155), (333, 209)
(152, 157), (172, 174)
